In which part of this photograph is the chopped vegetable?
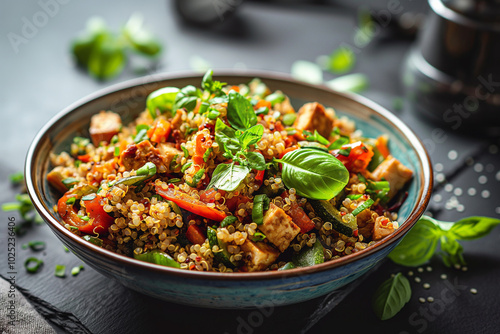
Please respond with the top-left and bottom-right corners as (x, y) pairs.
(25, 257), (43, 273)
(55, 264), (66, 278)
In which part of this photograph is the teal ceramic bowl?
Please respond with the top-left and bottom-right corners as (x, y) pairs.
(26, 71), (433, 308)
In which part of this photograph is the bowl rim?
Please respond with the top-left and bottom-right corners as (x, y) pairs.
(26, 69), (433, 281)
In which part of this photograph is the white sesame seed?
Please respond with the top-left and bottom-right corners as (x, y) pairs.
(486, 164), (495, 173)
(462, 266), (468, 272)
(444, 184), (453, 192)
(434, 163), (444, 172)
(433, 194), (442, 202)
(457, 204), (465, 212)
(478, 175), (488, 184)
(440, 274), (447, 280)
(426, 266), (432, 272)
(467, 187), (477, 196)
(423, 283), (431, 289)
(448, 150), (458, 160)
(427, 297), (434, 302)
(435, 173), (446, 183)
(454, 264), (461, 270)
(473, 163), (484, 173)
(453, 188), (463, 196)
(496, 171), (500, 181)
(470, 288), (478, 294)
(496, 207), (500, 215)
(419, 297), (426, 303)
(481, 190), (491, 199)
(408, 271), (414, 276)
(417, 267), (424, 273)
(415, 277), (421, 283)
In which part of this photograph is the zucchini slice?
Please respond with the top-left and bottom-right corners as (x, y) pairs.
(207, 227), (237, 268)
(292, 240), (325, 268)
(309, 199), (358, 237)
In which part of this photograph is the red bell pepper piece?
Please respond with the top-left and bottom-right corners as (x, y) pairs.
(155, 185), (227, 222)
(331, 141), (374, 172)
(186, 224), (207, 245)
(280, 191), (315, 233)
(254, 170), (265, 186)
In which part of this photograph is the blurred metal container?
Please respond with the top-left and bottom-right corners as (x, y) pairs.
(403, 0), (500, 134)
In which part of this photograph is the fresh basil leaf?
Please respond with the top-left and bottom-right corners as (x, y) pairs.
(186, 168), (205, 188)
(251, 232), (267, 242)
(172, 85), (201, 112)
(146, 87), (179, 118)
(388, 218), (442, 267)
(88, 35), (125, 80)
(239, 124), (264, 149)
(227, 90), (257, 131)
(210, 96), (229, 104)
(275, 148), (349, 200)
(448, 217), (500, 241)
(245, 151), (266, 171)
(328, 136), (349, 150)
(439, 235), (465, 267)
(215, 119), (241, 156)
(372, 273), (411, 320)
(252, 194), (270, 225)
(207, 163), (250, 192)
(201, 69), (226, 95)
(123, 13), (161, 57)
(71, 17), (108, 67)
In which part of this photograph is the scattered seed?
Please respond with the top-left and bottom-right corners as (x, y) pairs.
(434, 163), (444, 172)
(453, 188), (463, 196)
(417, 267), (424, 273)
(433, 194), (442, 202)
(461, 266), (468, 272)
(473, 163), (484, 173)
(423, 283), (430, 289)
(440, 274), (447, 280)
(419, 297), (426, 303)
(427, 297), (434, 303)
(495, 207), (500, 215)
(415, 277), (421, 283)
(478, 175), (488, 184)
(454, 264), (461, 270)
(435, 173), (446, 183)
(426, 266), (432, 272)
(481, 190), (490, 199)
(448, 150), (458, 160)
(467, 187), (477, 196)
(444, 184), (453, 192)
(408, 271), (414, 276)
(470, 288), (478, 294)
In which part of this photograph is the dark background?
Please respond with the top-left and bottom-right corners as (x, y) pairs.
(1, 0), (499, 333)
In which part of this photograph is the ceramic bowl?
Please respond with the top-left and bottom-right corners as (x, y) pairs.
(26, 71), (433, 308)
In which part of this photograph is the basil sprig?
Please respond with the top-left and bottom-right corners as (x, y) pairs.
(202, 70), (226, 96)
(227, 90), (257, 131)
(388, 215), (500, 267)
(207, 163), (250, 192)
(172, 85), (201, 112)
(372, 273), (411, 320)
(275, 148), (349, 200)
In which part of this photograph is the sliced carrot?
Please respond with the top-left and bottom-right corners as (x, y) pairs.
(186, 224), (207, 245)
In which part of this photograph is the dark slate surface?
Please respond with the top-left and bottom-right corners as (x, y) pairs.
(1, 1), (499, 333)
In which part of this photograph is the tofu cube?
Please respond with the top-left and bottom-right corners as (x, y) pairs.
(240, 239), (279, 272)
(293, 102), (334, 138)
(89, 111), (121, 146)
(259, 203), (300, 252)
(371, 156), (413, 200)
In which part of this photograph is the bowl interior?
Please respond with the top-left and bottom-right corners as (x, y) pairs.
(27, 71), (432, 278)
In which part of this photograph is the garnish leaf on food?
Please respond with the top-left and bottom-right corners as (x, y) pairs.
(372, 273), (411, 320)
(227, 90), (257, 131)
(275, 148), (349, 200)
(208, 163), (250, 192)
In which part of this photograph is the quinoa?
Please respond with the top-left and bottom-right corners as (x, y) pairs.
(47, 72), (411, 272)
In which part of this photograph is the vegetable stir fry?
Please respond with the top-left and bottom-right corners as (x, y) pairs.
(47, 70), (413, 272)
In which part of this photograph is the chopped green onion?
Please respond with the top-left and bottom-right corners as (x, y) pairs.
(75, 160), (81, 168)
(199, 102), (210, 114)
(83, 235), (103, 246)
(203, 148), (212, 162)
(111, 135), (119, 144)
(9, 172), (24, 185)
(186, 168), (205, 188)
(325, 73), (369, 93)
(326, 47), (356, 74)
(181, 161), (193, 173)
(282, 113), (296, 126)
(168, 178), (181, 183)
(181, 145), (189, 158)
(347, 194), (363, 200)
(25, 257), (43, 273)
(71, 265), (84, 276)
(328, 136), (349, 150)
(291, 60), (323, 85)
(62, 178), (79, 188)
(81, 193), (96, 201)
(251, 231), (267, 242)
(23, 241), (46, 251)
(306, 130), (329, 146)
(264, 92), (285, 106)
(170, 154), (180, 170)
(352, 198), (374, 216)
(63, 245), (70, 253)
(114, 146), (120, 157)
(54, 264), (66, 278)
(357, 173), (367, 183)
(186, 127), (197, 136)
(69, 226), (79, 231)
(220, 215), (237, 228)
(136, 162), (156, 177)
(255, 106), (269, 116)
(207, 109), (220, 120)
(66, 197), (76, 205)
(286, 128), (297, 136)
(134, 128), (149, 143)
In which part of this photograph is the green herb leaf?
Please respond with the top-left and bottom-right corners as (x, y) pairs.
(9, 172), (24, 185)
(372, 273), (411, 320)
(207, 163), (250, 192)
(291, 60), (323, 85)
(251, 232), (267, 242)
(325, 73), (369, 93)
(255, 106), (269, 116)
(292, 240), (325, 267)
(201, 69), (226, 95)
(239, 124), (264, 150)
(227, 90), (257, 131)
(244, 151), (266, 171)
(83, 235), (103, 247)
(66, 197), (76, 205)
(264, 92), (285, 106)
(146, 87), (179, 118)
(181, 161), (193, 173)
(133, 249), (180, 268)
(388, 217), (442, 267)
(276, 148), (349, 200)
(306, 130), (330, 146)
(123, 13), (162, 57)
(448, 217), (500, 241)
(87, 35), (126, 80)
(186, 168), (205, 188)
(172, 85), (201, 112)
(71, 265), (85, 276)
(215, 119), (241, 156)
(328, 136), (349, 150)
(327, 47), (356, 74)
(439, 235), (465, 267)
(252, 194), (270, 225)
(55, 264), (66, 278)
